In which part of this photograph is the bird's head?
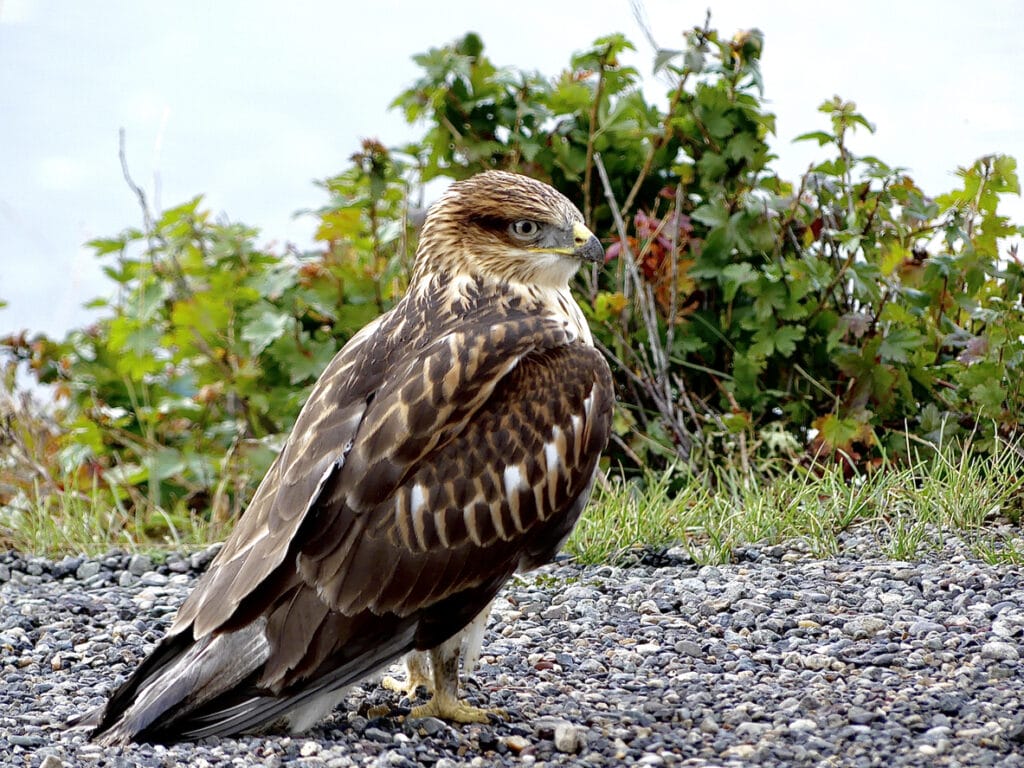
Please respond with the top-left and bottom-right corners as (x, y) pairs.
(413, 170), (604, 288)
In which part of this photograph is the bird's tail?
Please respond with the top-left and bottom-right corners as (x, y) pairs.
(82, 620), (271, 746)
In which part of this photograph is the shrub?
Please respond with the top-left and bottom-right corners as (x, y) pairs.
(2, 19), (1021, 540)
(2, 140), (412, 537)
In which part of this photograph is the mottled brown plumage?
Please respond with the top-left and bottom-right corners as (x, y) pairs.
(80, 170), (614, 744)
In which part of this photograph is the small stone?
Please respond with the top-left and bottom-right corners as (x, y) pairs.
(789, 718), (817, 732)
(1006, 721), (1024, 743)
(39, 757), (63, 768)
(992, 614), (1024, 638)
(735, 721), (770, 739)
(842, 616), (887, 638)
(801, 653), (832, 670)
(9, 734), (43, 747)
(415, 717), (447, 736)
(847, 706), (877, 725)
(52, 554), (83, 578)
(579, 658), (607, 674)
(117, 571), (137, 587)
(363, 727), (392, 742)
(908, 620), (944, 636)
(190, 544), (221, 571)
(300, 741), (320, 757)
(140, 571), (169, 586)
(674, 640), (703, 657)
(553, 722), (581, 753)
(936, 694), (964, 715)
(699, 716), (719, 734)
(541, 605), (568, 620)
(723, 744), (756, 758)
(167, 558), (191, 574)
(503, 735), (531, 753)
(637, 754), (664, 765)
(127, 553), (152, 576)
(75, 561), (101, 580)
(981, 640), (1019, 661)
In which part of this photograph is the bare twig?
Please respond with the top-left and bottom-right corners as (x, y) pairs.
(620, 11), (711, 220)
(594, 151), (693, 461)
(582, 61), (607, 228)
(119, 128), (154, 233)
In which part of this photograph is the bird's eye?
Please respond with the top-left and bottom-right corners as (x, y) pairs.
(509, 220), (541, 240)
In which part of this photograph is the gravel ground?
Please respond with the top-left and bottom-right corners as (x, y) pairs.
(2, 536), (1023, 768)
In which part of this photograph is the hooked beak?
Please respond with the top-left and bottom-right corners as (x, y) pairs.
(571, 221), (605, 263)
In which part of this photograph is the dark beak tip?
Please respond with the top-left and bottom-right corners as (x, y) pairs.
(578, 235), (605, 264)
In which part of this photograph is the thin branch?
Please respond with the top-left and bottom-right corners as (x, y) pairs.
(119, 128), (154, 233)
(620, 11), (711, 220)
(594, 151), (693, 460)
(582, 61), (607, 228)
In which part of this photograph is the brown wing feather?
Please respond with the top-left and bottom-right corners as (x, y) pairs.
(169, 318), (384, 639)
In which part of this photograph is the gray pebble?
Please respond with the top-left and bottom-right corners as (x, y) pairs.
(127, 554), (152, 576)
(74, 561), (100, 580)
(553, 722), (582, 753)
(981, 640), (1020, 661)
(139, 571), (169, 587)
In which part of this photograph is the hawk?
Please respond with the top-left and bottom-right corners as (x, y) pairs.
(80, 170), (614, 745)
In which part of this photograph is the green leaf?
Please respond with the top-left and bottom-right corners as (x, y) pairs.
(793, 130), (833, 146)
(815, 413), (870, 452)
(724, 133), (758, 163)
(593, 291), (629, 322)
(970, 379), (1005, 411)
(241, 303), (293, 356)
(697, 152), (728, 181)
(773, 325), (806, 357)
(879, 327), (923, 363)
(653, 48), (682, 74)
(720, 263), (757, 302)
(691, 202), (729, 228)
(246, 265), (297, 300)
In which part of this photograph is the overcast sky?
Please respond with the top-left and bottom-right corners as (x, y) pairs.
(2, 0), (1022, 338)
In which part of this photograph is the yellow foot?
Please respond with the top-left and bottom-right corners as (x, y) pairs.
(410, 696), (506, 724)
(382, 674), (431, 700)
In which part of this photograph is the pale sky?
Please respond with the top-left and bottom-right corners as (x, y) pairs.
(2, 0), (1022, 338)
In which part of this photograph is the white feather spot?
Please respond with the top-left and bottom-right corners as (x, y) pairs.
(544, 441), (561, 472)
(410, 483), (427, 515)
(571, 414), (583, 434)
(583, 388), (595, 417)
(503, 465), (525, 496)
(410, 483), (429, 550)
(464, 505), (482, 546)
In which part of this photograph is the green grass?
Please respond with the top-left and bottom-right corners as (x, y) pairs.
(3, 442), (1022, 566)
(567, 441), (1024, 566)
(0, 477), (217, 559)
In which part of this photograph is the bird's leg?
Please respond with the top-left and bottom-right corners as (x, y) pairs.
(382, 651), (432, 700)
(409, 638), (505, 724)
